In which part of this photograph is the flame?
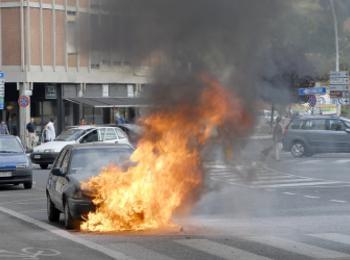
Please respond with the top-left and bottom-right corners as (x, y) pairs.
(80, 75), (251, 232)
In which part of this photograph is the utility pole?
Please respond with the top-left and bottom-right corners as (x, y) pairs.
(330, 0), (340, 72)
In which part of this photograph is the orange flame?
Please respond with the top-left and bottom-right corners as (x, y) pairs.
(80, 75), (250, 232)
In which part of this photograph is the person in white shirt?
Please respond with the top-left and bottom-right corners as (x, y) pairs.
(45, 118), (56, 142)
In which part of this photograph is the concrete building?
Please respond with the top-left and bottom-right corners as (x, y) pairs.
(0, 0), (149, 143)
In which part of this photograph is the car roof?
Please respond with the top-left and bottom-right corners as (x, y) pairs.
(67, 125), (121, 130)
(0, 134), (18, 139)
(67, 143), (134, 151)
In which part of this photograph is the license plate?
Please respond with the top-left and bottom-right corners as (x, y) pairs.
(34, 155), (41, 159)
(0, 172), (12, 178)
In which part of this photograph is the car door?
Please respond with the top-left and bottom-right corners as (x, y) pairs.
(48, 148), (68, 209)
(328, 119), (350, 152)
(53, 148), (72, 211)
(102, 128), (119, 143)
(302, 119), (328, 152)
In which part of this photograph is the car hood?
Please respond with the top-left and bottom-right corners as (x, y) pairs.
(33, 141), (75, 153)
(0, 153), (28, 169)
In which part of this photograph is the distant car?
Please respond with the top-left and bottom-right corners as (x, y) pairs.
(117, 123), (143, 145)
(283, 116), (350, 157)
(0, 135), (33, 189)
(31, 125), (130, 169)
(46, 143), (133, 229)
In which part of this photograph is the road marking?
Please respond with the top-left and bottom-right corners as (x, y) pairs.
(283, 192), (296, 196)
(0, 198), (43, 205)
(175, 239), (271, 260)
(298, 160), (322, 165)
(330, 199), (348, 204)
(251, 178), (313, 185)
(334, 159), (350, 164)
(304, 195), (320, 199)
(108, 243), (175, 260)
(0, 206), (136, 260)
(257, 181), (340, 188)
(309, 233), (350, 245)
(19, 209), (47, 214)
(247, 236), (350, 259)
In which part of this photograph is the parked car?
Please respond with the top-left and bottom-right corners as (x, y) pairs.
(283, 116), (350, 158)
(0, 135), (33, 189)
(46, 143), (133, 229)
(117, 123), (143, 145)
(31, 125), (130, 169)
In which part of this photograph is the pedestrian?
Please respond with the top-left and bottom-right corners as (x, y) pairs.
(80, 118), (87, 126)
(0, 121), (9, 135)
(26, 118), (36, 150)
(273, 116), (284, 161)
(45, 118), (56, 142)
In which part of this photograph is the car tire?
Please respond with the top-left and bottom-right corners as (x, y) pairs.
(64, 201), (79, 230)
(291, 141), (307, 158)
(40, 164), (49, 170)
(23, 182), (32, 189)
(47, 195), (60, 222)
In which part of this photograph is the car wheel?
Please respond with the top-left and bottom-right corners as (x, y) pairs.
(64, 201), (79, 230)
(40, 164), (49, 170)
(47, 195), (60, 222)
(291, 141), (306, 158)
(23, 182), (32, 190)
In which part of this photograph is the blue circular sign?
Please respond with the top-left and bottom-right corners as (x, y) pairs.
(18, 96), (30, 108)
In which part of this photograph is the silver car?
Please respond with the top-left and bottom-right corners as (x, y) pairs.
(283, 116), (350, 157)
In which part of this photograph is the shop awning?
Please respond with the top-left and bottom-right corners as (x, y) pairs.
(65, 97), (151, 108)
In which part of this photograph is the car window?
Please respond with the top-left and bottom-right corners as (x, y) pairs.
(116, 128), (127, 139)
(53, 149), (67, 168)
(80, 129), (99, 143)
(302, 119), (326, 130)
(104, 128), (118, 141)
(55, 128), (88, 141)
(61, 149), (71, 173)
(0, 138), (23, 153)
(289, 120), (303, 130)
(328, 119), (346, 131)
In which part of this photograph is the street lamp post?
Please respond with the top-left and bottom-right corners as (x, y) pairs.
(330, 0), (340, 72)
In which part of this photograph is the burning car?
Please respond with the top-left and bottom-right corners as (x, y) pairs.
(46, 143), (133, 229)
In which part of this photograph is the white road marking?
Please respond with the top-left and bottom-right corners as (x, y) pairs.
(303, 195), (320, 199)
(330, 199), (348, 204)
(257, 181), (340, 188)
(251, 178), (313, 185)
(0, 198), (43, 205)
(0, 206), (136, 260)
(108, 243), (175, 260)
(334, 159), (350, 164)
(175, 239), (272, 260)
(247, 236), (350, 259)
(283, 192), (296, 196)
(298, 160), (322, 165)
(309, 233), (350, 246)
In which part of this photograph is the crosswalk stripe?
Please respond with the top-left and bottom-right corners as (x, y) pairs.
(247, 236), (350, 259)
(175, 239), (272, 260)
(309, 233), (350, 246)
(256, 181), (340, 188)
(334, 159), (350, 164)
(298, 159), (322, 165)
(108, 243), (175, 260)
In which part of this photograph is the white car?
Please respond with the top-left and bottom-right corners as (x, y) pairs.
(30, 126), (130, 169)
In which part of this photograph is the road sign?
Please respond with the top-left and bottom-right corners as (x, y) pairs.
(329, 70), (349, 92)
(18, 96), (30, 108)
(298, 87), (327, 96)
(329, 84), (349, 91)
(308, 95), (317, 107)
(330, 90), (343, 98)
(330, 71), (348, 77)
(0, 72), (5, 79)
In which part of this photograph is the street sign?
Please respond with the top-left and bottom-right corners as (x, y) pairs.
(0, 72), (5, 79)
(308, 95), (317, 107)
(329, 84), (349, 91)
(329, 70), (349, 93)
(330, 71), (348, 77)
(18, 96), (30, 108)
(330, 90), (343, 98)
(298, 87), (327, 96)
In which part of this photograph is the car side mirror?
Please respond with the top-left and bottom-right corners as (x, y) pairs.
(52, 168), (65, 177)
(345, 129), (350, 134)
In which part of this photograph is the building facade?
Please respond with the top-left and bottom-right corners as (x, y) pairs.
(0, 0), (149, 143)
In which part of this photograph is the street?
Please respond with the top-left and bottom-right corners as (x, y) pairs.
(1, 150), (350, 260)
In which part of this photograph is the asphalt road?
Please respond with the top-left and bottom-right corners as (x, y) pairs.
(1, 150), (350, 260)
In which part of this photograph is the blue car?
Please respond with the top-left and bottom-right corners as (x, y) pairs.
(0, 135), (33, 189)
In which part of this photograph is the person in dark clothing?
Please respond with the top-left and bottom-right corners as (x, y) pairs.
(273, 117), (283, 161)
(0, 121), (9, 135)
(26, 118), (36, 149)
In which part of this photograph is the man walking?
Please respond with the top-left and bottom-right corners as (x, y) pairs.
(273, 117), (284, 161)
(26, 118), (36, 150)
(0, 121), (9, 135)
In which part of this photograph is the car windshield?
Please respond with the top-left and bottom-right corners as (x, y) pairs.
(0, 138), (23, 153)
(70, 148), (133, 176)
(55, 128), (88, 141)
